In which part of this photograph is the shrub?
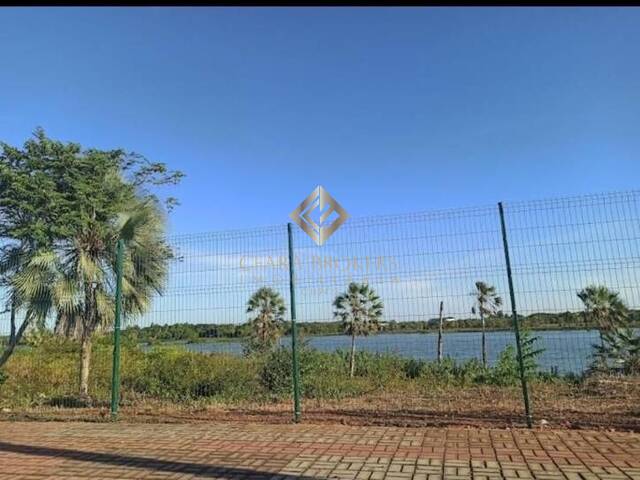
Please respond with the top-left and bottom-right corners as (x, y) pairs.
(0, 332), (568, 411)
(259, 347), (295, 397)
(590, 327), (640, 375)
(259, 340), (325, 397)
(404, 358), (426, 379)
(258, 345), (388, 400)
(487, 345), (520, 386)
(486, 332), (545, 386)
(304, 369), (371, 400)
(126, 346), (260, 402)
(303, 350), (371, 400)
(418, 357), (485, 387)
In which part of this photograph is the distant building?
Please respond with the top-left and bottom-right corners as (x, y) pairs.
(427, 316), (457, 326)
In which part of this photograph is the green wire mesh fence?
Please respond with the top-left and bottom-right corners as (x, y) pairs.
(1, 190), (639, 428)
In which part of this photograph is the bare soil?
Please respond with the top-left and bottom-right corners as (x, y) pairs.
(2, 378), (638, 432)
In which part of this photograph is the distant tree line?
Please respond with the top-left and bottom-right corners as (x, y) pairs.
(122, 309), (640, 345)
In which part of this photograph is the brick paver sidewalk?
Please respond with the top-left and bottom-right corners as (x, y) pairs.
(0, 422), (638, 480)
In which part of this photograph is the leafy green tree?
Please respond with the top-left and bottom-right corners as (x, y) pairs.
(471, 281), (502, 368)
(245, 287), (286, 354)
(0, 129), (84, 367)
(333, 282), (383, 377)
(0, 130), (182, 399)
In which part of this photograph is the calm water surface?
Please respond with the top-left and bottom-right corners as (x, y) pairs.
(176, 329), (602, 374)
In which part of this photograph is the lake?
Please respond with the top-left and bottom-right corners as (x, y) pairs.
(176, 329), (603, 374)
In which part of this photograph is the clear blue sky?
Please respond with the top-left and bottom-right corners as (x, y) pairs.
(1, 7), (639, 235)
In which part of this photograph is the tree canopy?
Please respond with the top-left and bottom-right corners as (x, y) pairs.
(0, 129), (183, 395)
(0, 128), (183, 250)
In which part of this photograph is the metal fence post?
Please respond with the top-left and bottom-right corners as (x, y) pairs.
(498, 202), (533, 428)
(287, 223), (302, 422)
(110, 238), (125, 419)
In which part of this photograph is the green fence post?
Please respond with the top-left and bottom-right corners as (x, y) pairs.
(110, 238), (125, 420)
(498, 202), (533, 428)
(287, 223), (302, 422)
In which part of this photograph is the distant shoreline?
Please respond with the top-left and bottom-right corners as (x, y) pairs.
(3, 322), (638, 347)
(123, 311), (640, 346)
(141, 324), (639, 346)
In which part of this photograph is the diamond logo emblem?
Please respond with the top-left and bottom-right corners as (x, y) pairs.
(290, 186), (349, 246)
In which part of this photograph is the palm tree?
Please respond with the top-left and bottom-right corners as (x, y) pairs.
(246, 287), (286, 354)
(591, 326), (640, 375)
(0, 246), (57, 368)
(333, 282), (383, 377)
(472, 281), (502, 368)
(0, 248), (22, 367)
(3, 199), (170, 399)
(0, 260), (18, 349)
(577, 285), (635, 372)
(70, 200), (169, 399)
(577, 285), (628, 333)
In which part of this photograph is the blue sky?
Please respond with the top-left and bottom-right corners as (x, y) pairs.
(1, 7), (639, 235)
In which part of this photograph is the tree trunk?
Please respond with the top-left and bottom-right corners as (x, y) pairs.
(79, 333), (93, 399)
(79, 282), (98, 399)
(0, 311), (30, 369)
(480, 311), (487, 368)
(9, 301), (16, 345)
(437, 301), (444, 363)
(349, 333), (356, 378)
(597, 316), (605, 348)
(55, 313), (82, 340)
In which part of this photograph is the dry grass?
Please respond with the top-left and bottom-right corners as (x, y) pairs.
(2, 378), (638, 432)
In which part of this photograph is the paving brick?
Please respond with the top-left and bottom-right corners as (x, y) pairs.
(0, 422), (638, 479)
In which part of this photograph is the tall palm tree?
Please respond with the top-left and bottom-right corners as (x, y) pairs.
(0, 256), (19, 349)
(0, 247), (22, 366)
(472, 281), (502, 368)
(246, 287), (286, 354)
(68, 200), (169, 399)
(0, 246), (58, 368)
(3, 199), (170, 399)
(333, 282), (383, 377)
(577, 285), (628, 333)
(577, 285), (632, 369)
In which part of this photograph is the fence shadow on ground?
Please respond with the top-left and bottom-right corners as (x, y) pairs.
(0, 441), (321, 480)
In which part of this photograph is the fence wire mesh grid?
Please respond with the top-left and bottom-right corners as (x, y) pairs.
(1, 190), (639, 429)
